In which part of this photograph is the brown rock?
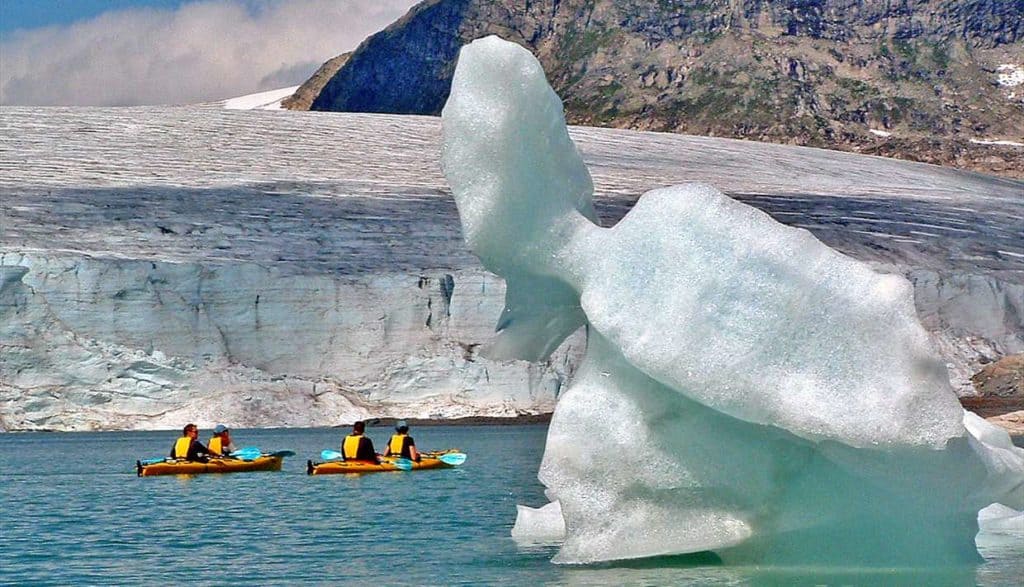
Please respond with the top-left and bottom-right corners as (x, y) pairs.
(972, 353), (1024, 398)
(962, 354), (1024, 426)
(986, 410), (1024, 438)
(282, 53), (351, 111)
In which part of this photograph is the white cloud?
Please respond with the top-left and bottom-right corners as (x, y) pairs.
(0, 0), (420, 106)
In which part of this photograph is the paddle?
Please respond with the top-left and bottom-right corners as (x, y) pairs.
(390, 458), (414, 471)
(384, 451), (467, 469)
(229, 447), (263, 461)
(140, 457), (170, 466)
(319, 449), (412, 471)
(226, 447), (295, 461)
(437, 452), (467, 466)
(418, 450), (468, 466)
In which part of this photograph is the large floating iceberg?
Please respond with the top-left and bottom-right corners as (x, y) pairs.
(441, 36), (1024, 566)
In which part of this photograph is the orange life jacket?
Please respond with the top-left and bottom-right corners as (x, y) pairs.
(174, 436), (192, 459)
(343, 434), (363, 460)
(389, 434), (407, 456)
(209, 436), (224, 456)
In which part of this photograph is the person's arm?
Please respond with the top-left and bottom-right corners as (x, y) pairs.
(189, 440), (210, 462)
(382, 435), (392, 457)
(169, 443), (176, 459)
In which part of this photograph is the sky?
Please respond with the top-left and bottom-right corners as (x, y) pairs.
(0, 0), (420, 106)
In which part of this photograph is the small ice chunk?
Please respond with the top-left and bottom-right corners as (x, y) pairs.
(511, 501), (566, 543)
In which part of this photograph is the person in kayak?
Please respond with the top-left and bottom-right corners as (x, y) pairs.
(342, 420), (380, 463)
(383, 420), (420, 462)
(169, 423), (210, 462)
(208, 424), (238, 457)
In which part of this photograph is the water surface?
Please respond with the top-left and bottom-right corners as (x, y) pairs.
(1, 426), (1021, 585)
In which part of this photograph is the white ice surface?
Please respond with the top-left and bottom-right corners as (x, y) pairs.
(1, 70), (1021, 431)
(221, 86), (299, 110)
(996, 64), (1024, 87)
(970, 138), (1024, 147)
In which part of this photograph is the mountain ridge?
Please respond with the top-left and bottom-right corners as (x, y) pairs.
(291, 0), (1024, 178)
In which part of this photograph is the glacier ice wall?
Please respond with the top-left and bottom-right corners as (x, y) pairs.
(1, 95), (1020, 431)
(441, 36), (1024, 565)
(0, 252), (579, 431)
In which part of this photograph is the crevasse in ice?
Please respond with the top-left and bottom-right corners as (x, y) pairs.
(440, 36), (1024, 565)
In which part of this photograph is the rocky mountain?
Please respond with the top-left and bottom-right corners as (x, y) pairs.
(293, 0), (1024, 178)
(281, 53), (350, 111)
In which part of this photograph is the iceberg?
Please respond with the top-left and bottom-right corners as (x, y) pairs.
(441, 36), (1024, 566)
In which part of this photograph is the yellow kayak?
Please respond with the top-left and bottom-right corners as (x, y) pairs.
(307, 450), (466, 475)
(136, 455), (284, 477)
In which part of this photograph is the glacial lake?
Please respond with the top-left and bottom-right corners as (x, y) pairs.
(1, 425), (1021, 586)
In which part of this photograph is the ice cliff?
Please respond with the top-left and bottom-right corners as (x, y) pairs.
(442, 36), (1024, 565)
(0, 255), (576, 430)
(0, 73), (1021, 432)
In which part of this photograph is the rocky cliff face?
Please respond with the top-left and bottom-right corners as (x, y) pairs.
(301, 0), (1024, 177)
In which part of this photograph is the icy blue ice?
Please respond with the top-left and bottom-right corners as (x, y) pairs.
(441, 36), (1024, 565)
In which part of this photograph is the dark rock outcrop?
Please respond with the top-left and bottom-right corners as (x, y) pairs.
(282, 53), (353, 111)
(301, 0), (1024, 177)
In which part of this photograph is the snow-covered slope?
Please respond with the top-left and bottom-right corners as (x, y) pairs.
(0, 106), (1021, 431)
(220, 87), (299, 110)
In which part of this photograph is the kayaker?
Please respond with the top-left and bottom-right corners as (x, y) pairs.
(208, 424), (238, 457)
(383, 420), (420, 462)
(169, 423), (210, 462)
(342, 420), (380, 463)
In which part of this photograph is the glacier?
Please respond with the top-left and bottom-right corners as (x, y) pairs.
(0, 80), (1021, 431)
(441, 36), (1024, 565)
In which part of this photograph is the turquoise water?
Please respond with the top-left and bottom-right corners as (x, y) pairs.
(1, 425), (1021, 586)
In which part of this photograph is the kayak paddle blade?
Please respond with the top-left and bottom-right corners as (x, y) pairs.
(438, 452), (467, 466)
(392, 458), (413, 471)
(230, 447), (262, 461)
(321, 449), (344, 461)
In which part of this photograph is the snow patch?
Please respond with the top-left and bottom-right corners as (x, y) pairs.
(869, 129), (892, 138)
(997, 64), (1024, 87)
(222, 86), (299, 110)
(970, 138), (1024, 148)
